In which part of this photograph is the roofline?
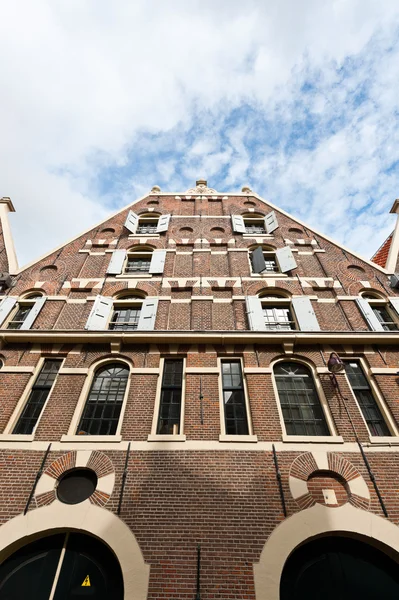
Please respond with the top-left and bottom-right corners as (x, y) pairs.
(11, 188), (392, 276)
(250, 191), (391, 275)
(1, 329), (399, 346)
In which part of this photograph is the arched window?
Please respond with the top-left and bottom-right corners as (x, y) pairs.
(251, 245), (279, 273)
(77, 363), (129, 436)
(260, 292), (295, 330)
(109, 294), (144, 331)
(7, 293), (43, 330)
(274, 362), (329, 436)
(361, 292), (399, 331)
(125, 247), (154, 274)
(136, 213), (161, 234)
(243, 213), (267, 234)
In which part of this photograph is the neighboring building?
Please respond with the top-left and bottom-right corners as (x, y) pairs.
(1, 181), (399, 598)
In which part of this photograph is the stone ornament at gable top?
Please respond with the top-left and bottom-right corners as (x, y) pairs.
(185, 184), (218, 195)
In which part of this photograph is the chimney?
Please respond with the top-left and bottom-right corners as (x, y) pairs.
(0, 197), (18, 274)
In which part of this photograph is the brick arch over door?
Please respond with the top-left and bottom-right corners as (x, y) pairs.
(0, 503), (149, 600)
(253, 503), (399, 600)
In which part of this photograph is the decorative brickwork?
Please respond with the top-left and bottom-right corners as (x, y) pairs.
(34, 451), (115, 508)
(289, 452), (370, 511)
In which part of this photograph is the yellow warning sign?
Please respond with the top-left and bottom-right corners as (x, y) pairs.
(81, 575), (91, 587)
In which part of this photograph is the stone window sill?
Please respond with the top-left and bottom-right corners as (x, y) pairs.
(147, 434), (186, 442)
(128, 234), (160, 239)
(282, 435), (344, 443)
(61, 434), (122, 443)
(367, 436), (399, 445)
(115, 273), (152, 278)
(219, 434), (258, 443)
(0, 434), (34, 442)
(250, 273), (287, 278)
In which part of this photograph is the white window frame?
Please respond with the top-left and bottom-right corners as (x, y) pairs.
(108, 297), (144, 331)
(260, 295), (297, 331)
(2, 356), (64, 441)
(4, 293), (43, 330)
(122, 248), (154, 277)
(361, 294), (399, 331)
(249, 246), (286, 277)
(134, 214), (161, 237)
(243, 216), (267, 235)
(271, 358), (343, 443)
(148, 357), (187, 441)
(342, 356), (399, 442)
(217, 357), (257, 442)
(62, 358), (132, 442)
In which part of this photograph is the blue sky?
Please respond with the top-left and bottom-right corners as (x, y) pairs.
(1, 1), (399, 265)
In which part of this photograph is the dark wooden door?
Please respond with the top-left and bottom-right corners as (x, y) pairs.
(0, 532), (123, 600)
(280, 536), (399, 600)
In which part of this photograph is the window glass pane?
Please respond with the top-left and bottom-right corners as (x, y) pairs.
(344, 361), (390, 437)
(221, 361), (249, 435)
(13, 360), (61, 434)
(157, 360), (183, 434)
(274, 362), (329, 436)
(109, 307), (141, 331)
(7, 305), (32, 330)
(77, 364), (128, 436)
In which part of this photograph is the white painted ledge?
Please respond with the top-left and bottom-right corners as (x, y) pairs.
(0, 434), (34, 441)
(219, 434), (258, 443)
(61, 434), (122, 443)
(282, 435), (344, 444)
(147, 434), (186, 442)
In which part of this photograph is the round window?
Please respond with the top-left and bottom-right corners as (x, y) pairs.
(57, 468), (98, 505)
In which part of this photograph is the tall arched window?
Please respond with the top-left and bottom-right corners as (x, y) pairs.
(274, 362), (329, 436)
(77, 363), (129, 436)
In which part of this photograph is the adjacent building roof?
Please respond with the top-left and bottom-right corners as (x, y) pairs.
(371, 232), (393, 268)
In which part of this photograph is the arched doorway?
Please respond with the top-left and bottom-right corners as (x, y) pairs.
(280, 535), (399, 600)
(0, 531), (123, 600)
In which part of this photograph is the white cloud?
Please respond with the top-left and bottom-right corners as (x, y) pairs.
(1, 1), (399, 264)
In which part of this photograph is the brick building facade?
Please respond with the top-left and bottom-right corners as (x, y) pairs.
(1, 181), (399, 598)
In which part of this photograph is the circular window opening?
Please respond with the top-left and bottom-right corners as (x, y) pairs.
(57, 468), (98, 505)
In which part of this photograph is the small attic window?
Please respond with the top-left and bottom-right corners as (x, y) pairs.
(211, 227), (225, 233)
(101, 228), (115, 234)
(289, 227), (303, 235)
(180, 227), (193, 233)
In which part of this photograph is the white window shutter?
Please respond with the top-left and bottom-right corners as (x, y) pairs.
(85, 296), (113, 330)
(264, 211), (279, 234)
(276, 246), (297, 273)
(251, 246), (267, 273)
(124, 210), (139, 234)
(149, 250), (166, 274)
(0, 296), (17, 327)
(356, 298), (384, 331)
(137, 298), (158, 330)
(231, 215), (246, 233)
(20, 297), (47, 330)
(389, 297), (399, 318)
(107, 249), (126, 275)
(156, 214), (170, 233)
(245, 296), (266, 331)
(292, 297), (320, 331)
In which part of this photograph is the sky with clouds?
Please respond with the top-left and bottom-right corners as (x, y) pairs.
(1, 0), (399, 266)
